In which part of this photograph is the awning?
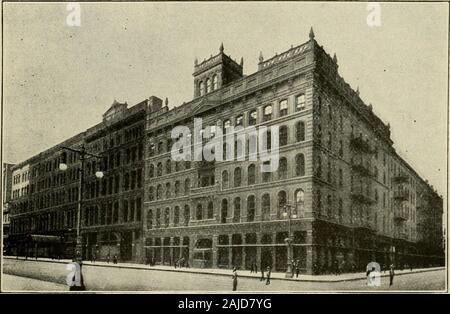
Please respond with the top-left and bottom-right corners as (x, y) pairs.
(28, 235), (63, 243)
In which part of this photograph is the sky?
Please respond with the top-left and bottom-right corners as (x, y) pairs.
(1, 2), (448, 196)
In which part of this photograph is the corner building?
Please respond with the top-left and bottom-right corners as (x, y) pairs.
(142, 29), (444, 274)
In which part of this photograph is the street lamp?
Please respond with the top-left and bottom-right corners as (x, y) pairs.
(283, 204), (298, 278)
(59, 144), (103, 263)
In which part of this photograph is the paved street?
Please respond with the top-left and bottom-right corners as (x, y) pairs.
(2, 274), (67, 292)
(2, 258), (445, 292)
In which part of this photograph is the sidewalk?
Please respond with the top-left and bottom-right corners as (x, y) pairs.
(5, 256), (444, 283)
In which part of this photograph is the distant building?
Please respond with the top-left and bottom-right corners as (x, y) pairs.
(2, 163), (14, 254)
(8, 29), (444, 273)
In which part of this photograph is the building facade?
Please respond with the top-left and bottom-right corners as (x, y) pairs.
(7, 29), (444, 273)
(2, 163), (14, 254)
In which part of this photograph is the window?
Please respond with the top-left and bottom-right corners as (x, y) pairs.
(156, 184), (162, 200)
(221, 199), (228, 223)
(148, 186), (155, 201)
(212, 75), (218, 90)
(327, 132), (332, 151)
(279, 99), (288, 117)
(223, 119), (231, 133)
(235, 115), (243, 127)
(199, 81), (205, 96)
(174, 181), (180, 196)
(165, 183), (171, 199)
(248, 164), (256, 185)
(262, 161), (271, 182)
(233, 197), (241, 222)
(247, 196), (255, 222)
(295, 189), (305, 216)
(277, 191), (287, 219)
(174, 206), (180, 226)
(296, 121), (305, 142)
(234, 167), (242, 187)
(279, 125), (288, 146)
(147, 209), (153, 229)
(261, 194), (271, 221)
(184, 205), (190, 226)
(263, 105), (272, 121)
(149, 164), (155, 178)
(279, 157), (288, 180)
(222, 170), (229, 188)
(157, 163), (163, 176)
(295, 154), (305, 176)
(206, 78), (212, 93)
(207, 202), (214, 219)
(165, 159), (171, 174)
(339, 169), (343, 187)
(184, 178), (190, 195)
(196, 204), (203, 220)
(339, 140), (343, 157)
(296, 94), (306, 111)
(248, 110), (257, 126)
(164, 208), (170, 227)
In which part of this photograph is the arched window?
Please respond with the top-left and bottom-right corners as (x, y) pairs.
(263, 105), (272, 121)
(157, 163), (163, 176)
(248, 110), (257, 126)
(233, 197), (241, 222)
(295, 189), (305, 217)
(199, 81), (205, 96)
(156, 184), (162, 200)
(248, 164), (256, 185)
(149, 164), (155, 178)
(165, 182), (171, 199)
(184, 178), (190, 195)
(158, 141), (164, 154)
(196, 204), (203, 220)
(279, 125), (288, 146)
(156, 208), (161, 227)
(148, 186), (155, 201)
(221, 199), (228, 223)
(212, 75), (218, 90)
(164, 207), (170, 227)
(279, 99), (288, 117)
(262, 194), (271, 221)
(277, 191), (287, 219)
(247, 195), (255, 222)
(234, 167), (242, 187)
(174, 181), (180, 196)
(222, 170), (229, 188)
(279, 157), (288, 180)
(296, 121), (305, 142)
(207, 201), (214, 219)
(206, 78), (212, 93)
(175, 161), (181, 172)
(295, 154), (305, 176)
(165, 159), (171, 174)
(296, 94), (306, 111)
(174, 206), (180, 226)
(184, 205), (190, 226)
(147, 209), (153, 229)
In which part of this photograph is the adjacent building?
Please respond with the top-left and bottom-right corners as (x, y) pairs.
(7, 29), (444, 273)
(2, 163), (14, 254)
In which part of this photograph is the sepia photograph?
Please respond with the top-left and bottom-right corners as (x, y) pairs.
(0, 1), (448, 295)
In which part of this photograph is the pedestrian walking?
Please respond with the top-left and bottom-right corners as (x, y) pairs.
(295, 260), (300, 278)
(253, 261), (258, 274)
(250, 262), (254, 274)
(113, 255), (118, 264)
(389, 264), (395, 287)
(260, 265), (265, 281)
(232, 267), (238, 291)
(265, 266), (271, 285)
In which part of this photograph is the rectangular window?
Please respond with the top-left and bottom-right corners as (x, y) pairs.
(295, 94), (306, 111)
(279, 100), (288, 117)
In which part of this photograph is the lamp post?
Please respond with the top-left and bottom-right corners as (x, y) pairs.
(283, 204), (298, 278)
(59, 144), (103, 263)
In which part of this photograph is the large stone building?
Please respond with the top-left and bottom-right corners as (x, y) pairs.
(7, 29), (444, 274)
